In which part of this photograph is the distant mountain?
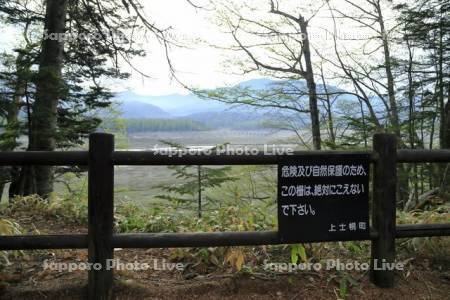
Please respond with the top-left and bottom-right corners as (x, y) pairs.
(114, 78), (294, 117)
(237, 78), (285, 89)
(114, 77), (367, 123)
(120, 100), (171, 119)
(115, 91), (228, 116)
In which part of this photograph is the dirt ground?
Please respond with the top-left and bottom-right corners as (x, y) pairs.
(1, 210), (449, 299)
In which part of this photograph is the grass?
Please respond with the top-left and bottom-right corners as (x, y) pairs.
(0, 184), (448, 299)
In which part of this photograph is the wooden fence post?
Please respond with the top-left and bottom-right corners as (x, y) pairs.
(371, 133), (397, 287)
(88, 133), (114, 299)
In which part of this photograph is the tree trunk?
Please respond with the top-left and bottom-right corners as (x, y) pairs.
(9, 166), (37, 198)
(299, 17), (321, 150)
(440, 85), (450, 198)
(375, 1), (400, 137)
(0, 97), (20, 198)
(436, 21), (448, 198)
(376, 2), (405, 202)
(443, 85), (450, 149)
(1, 51), (27, 199)
(27, 0), (68, 197)
(197, 165), (202, 218)
(438, 21), (446, 149)
(319, 65), (335, 148)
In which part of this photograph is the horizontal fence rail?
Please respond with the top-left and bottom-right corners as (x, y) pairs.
(396, 149), (450, 163)
(0, 151), (89, 166)
(111, 150), (379, 165)
(0, 133), (449, 299)
(0, 234), (88, 250)
(1, 223), (449, 250)
(1, 149), (450, 166)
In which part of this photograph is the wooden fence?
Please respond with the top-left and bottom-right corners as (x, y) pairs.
(0, 133), (449, 299)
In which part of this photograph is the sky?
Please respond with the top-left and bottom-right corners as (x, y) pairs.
(111, 0), (399, 96)
(0, 0), (400, 96)
(118, 0), (368, 96)
(114, 0), (257, 96)
(0, 0), (257, 96)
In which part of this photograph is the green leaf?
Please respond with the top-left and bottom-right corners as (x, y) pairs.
(339, 277), (347, 299)
(290, 244), (299, 264)
(298, 244), (307, 262)
(290, 244), (307, 264)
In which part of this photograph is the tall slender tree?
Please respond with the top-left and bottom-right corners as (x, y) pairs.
(199, 0), (324, 149)
(0, 0), (175, 197)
